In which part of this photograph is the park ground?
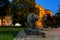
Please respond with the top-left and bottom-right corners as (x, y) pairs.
(0, 27), (60, 40)
(0, 26), (24, 40)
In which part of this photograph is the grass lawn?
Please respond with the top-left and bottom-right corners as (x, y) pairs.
(0, 26), (24, 40)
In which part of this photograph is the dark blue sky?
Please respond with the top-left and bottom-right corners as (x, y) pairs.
(35, 0), (60, 15)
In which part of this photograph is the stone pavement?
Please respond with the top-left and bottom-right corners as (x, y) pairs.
(14, 28), (60, 40)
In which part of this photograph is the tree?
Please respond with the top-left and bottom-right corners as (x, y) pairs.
(9, 0), (36, 27)
(0, 0), (9, 17)
(55, 7), (60, 27)
(42, 14), (56, 28)
(55, 13), (60, 26)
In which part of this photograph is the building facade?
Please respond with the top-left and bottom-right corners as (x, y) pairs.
(0, 16), (12, 26)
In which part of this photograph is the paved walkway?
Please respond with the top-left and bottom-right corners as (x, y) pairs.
(14, 30), (26, 40)
(14, 28), (60, 40)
